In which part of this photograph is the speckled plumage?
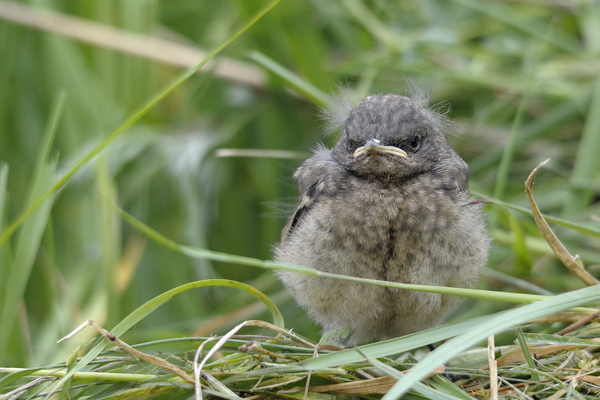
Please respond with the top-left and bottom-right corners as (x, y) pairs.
(274, 94), (490, 346)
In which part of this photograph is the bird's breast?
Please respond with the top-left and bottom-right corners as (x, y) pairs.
(308, 181), (453, 278)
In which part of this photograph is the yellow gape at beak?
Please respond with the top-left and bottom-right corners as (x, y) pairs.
(353, 138), (408, 158)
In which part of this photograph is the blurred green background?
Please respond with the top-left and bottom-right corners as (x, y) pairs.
(1, 0), (599, 368)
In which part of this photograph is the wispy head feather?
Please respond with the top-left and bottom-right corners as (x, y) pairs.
(318, 85), (358, 136)
(319, 81), (458, 137)
(405, 80), (458, 136)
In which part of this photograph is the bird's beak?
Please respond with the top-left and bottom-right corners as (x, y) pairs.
(353, 138), (408, 158)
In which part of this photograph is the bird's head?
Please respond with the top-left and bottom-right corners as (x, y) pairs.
(331, 94), (454, 180)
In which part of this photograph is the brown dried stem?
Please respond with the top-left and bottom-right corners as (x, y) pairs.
(58, 319), (195, 384)
(525, 159), (599, 286)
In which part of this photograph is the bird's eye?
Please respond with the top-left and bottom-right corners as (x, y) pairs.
(409, 134), (421, 151)
(347, 140), (361, 152)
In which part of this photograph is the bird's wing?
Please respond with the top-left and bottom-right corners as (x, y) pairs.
(281, 147), (342, 242)
(436, 149), (470, 193)
(453, 154), (470, 193)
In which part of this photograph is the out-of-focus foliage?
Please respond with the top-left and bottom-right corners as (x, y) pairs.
(0, 0), (599, 369)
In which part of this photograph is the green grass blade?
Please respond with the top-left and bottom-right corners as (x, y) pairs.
(564, 76), (600, 216)
(0, 90), (65, 363)
(0, 367), (156, 382)
(498, 205), (532, 276)
(523, 332), (598, 346)
(514, 326), (540, 381)
(483, 268), (553, 296)
(453, 0), (581, 55)
(473, 194), (600, 239)
(339, 0), (396, 49)
(0, 162), (7, 235)
(0, 162), (7, 303)
(0, 159), (58, 363)
(492, 92), (527, 202)
(469, 94), (590, 174)
(35, 90), (67, 176)
(113, 279), (284, 333)
(428, 375), (477, 400)
(52, 279), (282, 393)
(0, 367), (46, 391)
(382, 284), (600, 399)
(116, 197), (555, 303)
(100, 193), (598, 308)
(246, 50), (327, 106)
(492, 45), (537, 204)
(0, 0), (282, 251)
(57, 343), (82, 400)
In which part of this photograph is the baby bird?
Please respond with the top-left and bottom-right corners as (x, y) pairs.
(274, 93), (490, 346)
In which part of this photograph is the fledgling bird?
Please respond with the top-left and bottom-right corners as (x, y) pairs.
(274, 92), (490, 346)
